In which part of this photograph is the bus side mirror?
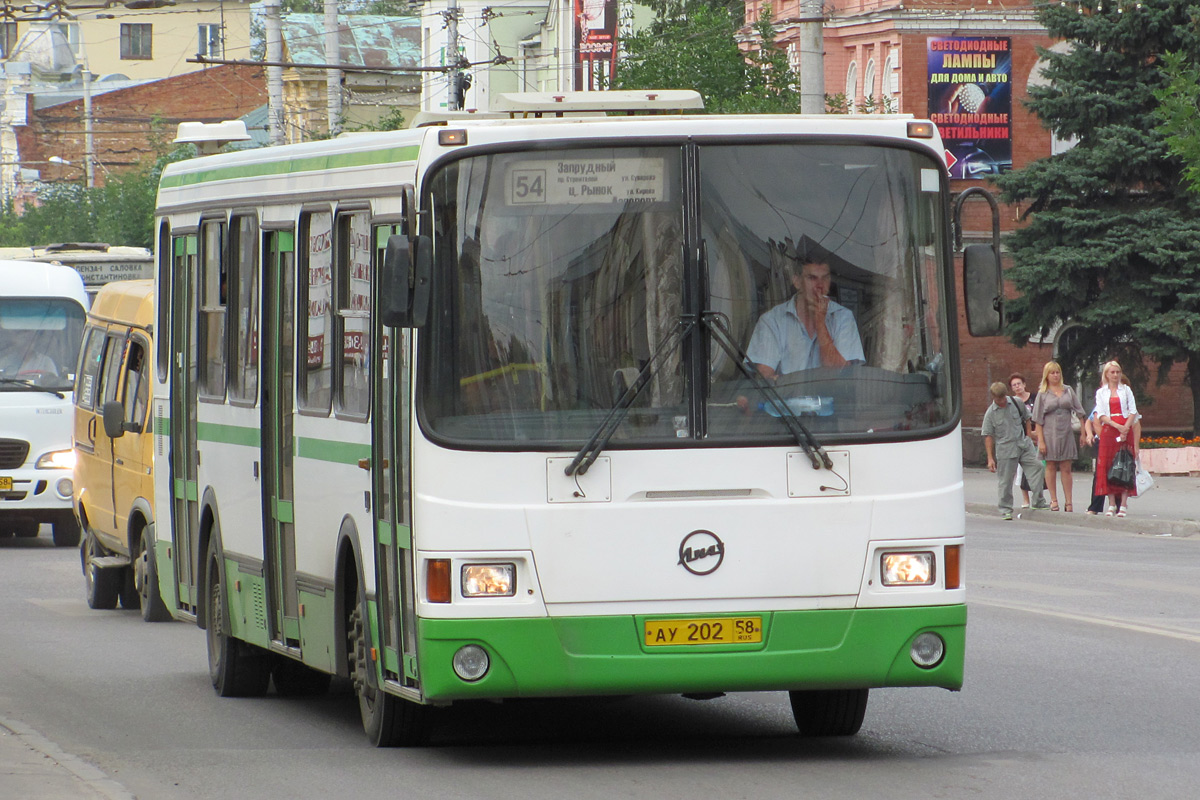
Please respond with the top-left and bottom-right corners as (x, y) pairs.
(963, 244), (1003, 337)
(101, 400), (130, 439)
(380, 235), (433, 328)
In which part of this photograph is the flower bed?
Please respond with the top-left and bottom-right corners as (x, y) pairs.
(1138, 445), (1200, 476)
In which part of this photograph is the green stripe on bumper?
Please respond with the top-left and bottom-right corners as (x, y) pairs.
(415, 605), (966, 701)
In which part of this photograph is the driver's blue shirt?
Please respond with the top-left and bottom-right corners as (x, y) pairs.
(745, 295), (865, 375)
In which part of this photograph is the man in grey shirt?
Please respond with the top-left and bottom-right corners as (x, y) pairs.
(982, 381), (1049, 519)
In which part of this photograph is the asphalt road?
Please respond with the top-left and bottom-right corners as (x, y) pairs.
(2, 515), (1199, 799)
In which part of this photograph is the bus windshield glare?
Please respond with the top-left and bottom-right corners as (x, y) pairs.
(422, 143), (955, 447)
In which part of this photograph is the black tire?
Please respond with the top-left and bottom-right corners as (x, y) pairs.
(118, 568), (140, 610)
(82, 531), (119, 610)
(272, 657), (333, 697)
(789, 689), (869, 737)
(53, 517), (81, 548)
(347, 596), (431, 746)
(206, 538), (271, 697)
(13, 521), (39, 538)
(135, 530), (173, 622)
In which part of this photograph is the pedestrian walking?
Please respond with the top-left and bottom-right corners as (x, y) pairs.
(982, 381), (1049, 520)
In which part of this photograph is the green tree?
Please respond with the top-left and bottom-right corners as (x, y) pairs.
(617, 1), (799, 114)
(992, 0), (1200, 435)
(1156, 52), (1200, 199)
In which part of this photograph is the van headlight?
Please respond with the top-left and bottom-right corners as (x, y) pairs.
(881, 552), (934, 586)
(36, 449), (76, 470)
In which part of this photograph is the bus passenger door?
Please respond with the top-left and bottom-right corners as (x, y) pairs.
(261, 230), (301, 647)
(371, 223), (418, 690)
(169, 234), (200, 613)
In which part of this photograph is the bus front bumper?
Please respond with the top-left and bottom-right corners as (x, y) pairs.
(414, 604), (966, 701)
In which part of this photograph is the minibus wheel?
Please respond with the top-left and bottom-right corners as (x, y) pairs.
(135, 530), (173, 622)
(82, 531), (119, 610)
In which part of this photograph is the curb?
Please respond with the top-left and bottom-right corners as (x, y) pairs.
(0, 716), (135, 800)
(966, 503), (1200, 538)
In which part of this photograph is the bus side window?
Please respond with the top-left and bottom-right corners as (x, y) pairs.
(228, 215), (259, 405)
(335, 211), (371, 420)
(298, 210), (334, 414)
(198, 219), (228, 399)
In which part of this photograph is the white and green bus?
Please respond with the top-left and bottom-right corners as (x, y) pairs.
(151, 92), (994, 745)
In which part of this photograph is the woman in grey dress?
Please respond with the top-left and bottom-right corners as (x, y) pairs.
(1032, 361), (1086, 511)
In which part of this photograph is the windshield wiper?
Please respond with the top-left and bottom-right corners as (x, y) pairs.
(702, 311), (831, 471)
(565, 315), (698, 477)
(0, 377), (65, 399)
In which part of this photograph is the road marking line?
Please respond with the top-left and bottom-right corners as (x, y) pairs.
(973, 598), (1200, 644)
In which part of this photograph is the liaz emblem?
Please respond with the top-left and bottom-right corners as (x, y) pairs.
(677, 530), (724, 576)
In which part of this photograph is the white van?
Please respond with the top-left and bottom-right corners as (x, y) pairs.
(0, 260), (89, 546)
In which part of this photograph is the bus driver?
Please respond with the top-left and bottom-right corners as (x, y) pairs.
(745, 257), (865, 380)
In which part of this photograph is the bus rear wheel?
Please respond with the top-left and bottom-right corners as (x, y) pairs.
(789, 689), (869, 737)
(347, 598), (431, 747)
(205, 539), (270, 697)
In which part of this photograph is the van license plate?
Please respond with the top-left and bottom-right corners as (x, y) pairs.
(644, 617), (762, 647)
(0, 477), (12, 491)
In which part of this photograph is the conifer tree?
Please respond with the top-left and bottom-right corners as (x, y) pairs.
(993, 0), (1200, 434)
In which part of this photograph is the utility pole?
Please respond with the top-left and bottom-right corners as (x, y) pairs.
(446, 0), (460, 111)
(798, 0), (825, 115)
(264, 0), (285, 145)
(324, 0), (342, 136)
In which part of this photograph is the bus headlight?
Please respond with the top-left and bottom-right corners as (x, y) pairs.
(36, 449), (76, 470)
(881, 552), (934, 586)
(461, 564), (515, 597)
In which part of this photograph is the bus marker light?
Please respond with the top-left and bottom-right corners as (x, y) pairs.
(439, 129), (468, 146)
(427, 559), (452, 603)
(461, 564), (515, 597)
(452, 645), (489, 682)
(910, 632), (945, 668)
(881, 552), (934, 586)
(944, 545), (962, 590)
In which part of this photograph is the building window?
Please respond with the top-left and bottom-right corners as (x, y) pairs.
(864, 58), (877, 104)
(120, 24), (152, 60)
(1, 23), (18, 58)
(845, 61), (858, 104)
(198, 24), (222, 59)
(51, 22), (81, 57)
(885, 51), (900, 96)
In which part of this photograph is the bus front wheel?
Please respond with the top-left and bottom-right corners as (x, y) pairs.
(347, 596), (431, 747)
(205, 538), (270, 697)
(789, 689), (869, 737)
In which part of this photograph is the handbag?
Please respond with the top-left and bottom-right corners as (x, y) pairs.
(1135, 462), (1155, 495)
(1107, 447), (1137, 490)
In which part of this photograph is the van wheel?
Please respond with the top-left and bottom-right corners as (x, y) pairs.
(53, 517), (81, 548)
(206, 537), (271, 697)
(789, 689), (869, 737)
(135, 531), (173, 622)
(347, 594), (431, 746)
(82, 532), (119, 610)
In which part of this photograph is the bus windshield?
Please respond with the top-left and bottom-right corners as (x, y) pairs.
(0, 298), (86, 391)
(421, 142), (955, 447)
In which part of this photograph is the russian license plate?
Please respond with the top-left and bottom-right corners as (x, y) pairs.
(0, 477), (12, 492)
(644, 616), (763, 647)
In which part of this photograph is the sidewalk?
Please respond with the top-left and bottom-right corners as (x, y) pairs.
(963, 466), (1200, 537)
(0, 716), (135, 800)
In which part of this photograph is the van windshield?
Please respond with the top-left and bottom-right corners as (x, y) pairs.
(0, 299), (87, 391)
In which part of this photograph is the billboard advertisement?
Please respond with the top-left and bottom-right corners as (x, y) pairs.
(575, 0), (618, 91)
(927, 37), (1012, 179)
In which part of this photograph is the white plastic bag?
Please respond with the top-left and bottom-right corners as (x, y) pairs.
(1135, 463), (1155, 495)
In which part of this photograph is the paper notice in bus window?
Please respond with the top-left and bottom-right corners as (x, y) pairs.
(507, 158), (666, 205)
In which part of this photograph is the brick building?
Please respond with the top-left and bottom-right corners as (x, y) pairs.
(12, 64), (266, 181)
(746, 0), (1194, 436)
